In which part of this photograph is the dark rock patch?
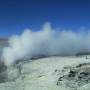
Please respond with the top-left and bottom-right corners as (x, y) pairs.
(57, 63), (90, 89)
(0, 60), (7, 83)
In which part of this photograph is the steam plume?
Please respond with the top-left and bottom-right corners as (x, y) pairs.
(2, 23), (90, 66)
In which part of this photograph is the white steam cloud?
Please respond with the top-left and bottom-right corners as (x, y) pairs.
(2, 23), (90, 66)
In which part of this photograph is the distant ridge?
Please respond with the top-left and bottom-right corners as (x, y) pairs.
(76, 52), (90, 56)
(0, 38), (8, 45)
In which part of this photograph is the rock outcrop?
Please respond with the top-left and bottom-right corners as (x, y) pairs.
(57, 62), (90, 89)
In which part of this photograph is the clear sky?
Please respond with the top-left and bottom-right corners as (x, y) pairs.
(0, 0), (89, 37)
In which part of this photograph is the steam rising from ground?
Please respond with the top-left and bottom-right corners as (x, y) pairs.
(2, 23), (90, 66)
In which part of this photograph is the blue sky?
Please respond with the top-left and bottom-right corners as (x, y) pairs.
(0, 0), (90, 37)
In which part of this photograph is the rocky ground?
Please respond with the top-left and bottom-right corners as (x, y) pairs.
(0, 56), (90, 90)
(57, 62), (90, 89)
